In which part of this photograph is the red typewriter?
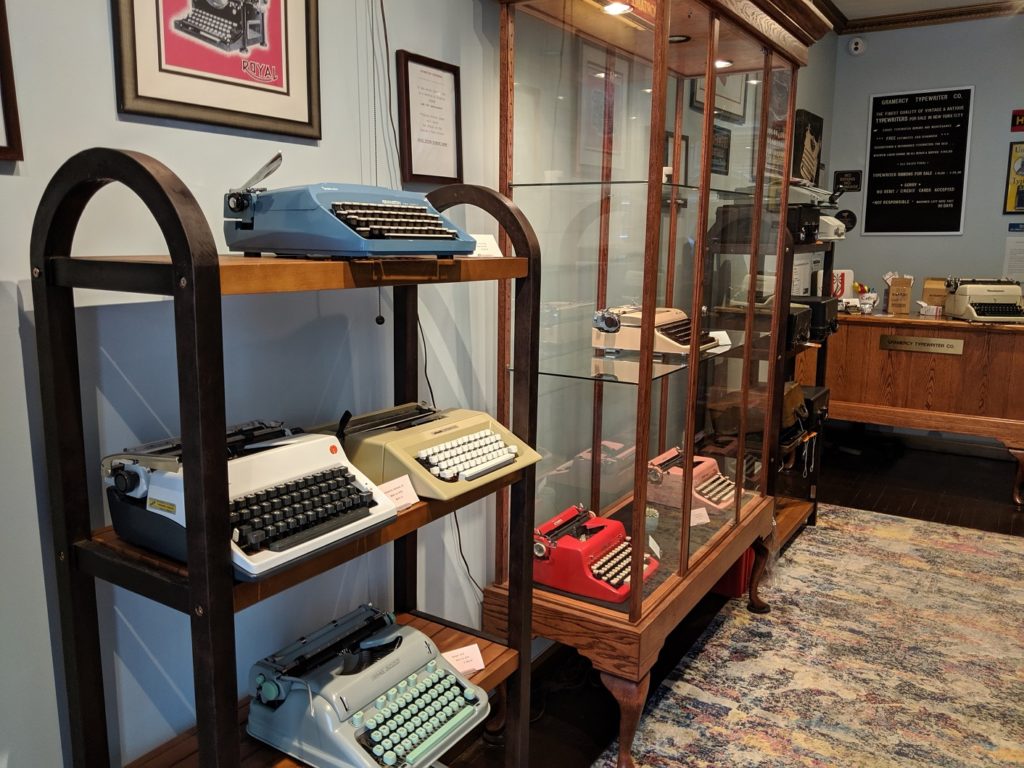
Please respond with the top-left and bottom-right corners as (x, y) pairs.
(646, 447), (738, 514)
(532, 504), (659, 603)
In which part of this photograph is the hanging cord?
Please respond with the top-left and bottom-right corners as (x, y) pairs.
(451, 509), (484, 595)
(369, 8), (379, 185)
(378, 0), (402, 185)
(416, 317), (436, 408)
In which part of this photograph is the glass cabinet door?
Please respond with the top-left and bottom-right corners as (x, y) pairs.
(510, 0), (791, 618)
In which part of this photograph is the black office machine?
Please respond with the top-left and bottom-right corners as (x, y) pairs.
(173, 0), (267, 53)
(102, 421), (397, 580)
(790, 295), (839, 341)
(786, 304), (812, 348)
(247, 604), (489, 767)
(223, 155), (476, 259)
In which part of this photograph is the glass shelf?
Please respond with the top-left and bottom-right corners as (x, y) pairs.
(521, 329), (742, 385)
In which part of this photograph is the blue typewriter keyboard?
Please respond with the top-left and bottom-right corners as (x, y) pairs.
(332, 200), (460, 241)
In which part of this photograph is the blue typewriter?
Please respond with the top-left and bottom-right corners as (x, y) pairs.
(224, 154), (476, 259)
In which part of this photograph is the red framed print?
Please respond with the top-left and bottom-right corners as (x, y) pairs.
(112, 0), (321, 138)
(0, 0), (23, 161)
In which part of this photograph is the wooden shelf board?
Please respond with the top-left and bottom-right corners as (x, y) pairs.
(126, 613), (515, 768)
(67, 254), (528, 294)
(81, 471), (521, 612)
(775, 496), (814, 546)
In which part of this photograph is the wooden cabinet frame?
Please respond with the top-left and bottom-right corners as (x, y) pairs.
(487, 3), (830, 766)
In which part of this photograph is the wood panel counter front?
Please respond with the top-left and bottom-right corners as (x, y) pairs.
(823, 313), (1024, 504)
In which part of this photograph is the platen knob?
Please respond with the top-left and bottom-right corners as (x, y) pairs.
(112, 468), (140, 494)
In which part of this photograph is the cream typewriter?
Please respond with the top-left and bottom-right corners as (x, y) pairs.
(342, 403), (541, 501)
(247, 604), (489, 768)
(944, 277), (1024, 323)
(592, 305), (719, 358)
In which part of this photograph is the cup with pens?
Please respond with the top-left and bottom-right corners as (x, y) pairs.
(854, 282), (878, 314)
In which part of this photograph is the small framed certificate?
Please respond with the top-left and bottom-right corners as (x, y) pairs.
(397, 50), (463, 184)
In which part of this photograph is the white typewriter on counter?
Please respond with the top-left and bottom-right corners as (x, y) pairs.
(944, 277), (1024, 323)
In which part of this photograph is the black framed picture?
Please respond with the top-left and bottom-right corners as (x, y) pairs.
(111, 0), (321, 138)
(711, 125), (731, 175)
(691, 74), (746, 124)
(792, 109), (824, 185)
(0, 0), (22, 161)
(396, 50), (463, 184)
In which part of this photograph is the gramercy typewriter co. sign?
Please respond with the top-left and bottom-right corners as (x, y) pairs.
(879, 335), (964, 355)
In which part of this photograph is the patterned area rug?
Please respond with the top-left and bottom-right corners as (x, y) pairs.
(593, 504), (1024, 767)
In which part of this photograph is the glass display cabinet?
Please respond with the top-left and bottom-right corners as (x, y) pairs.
(483, 1), (830, 766)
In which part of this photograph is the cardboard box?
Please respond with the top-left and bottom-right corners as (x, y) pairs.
(921, 277), (948, 307)
(888, 276), (913, 315)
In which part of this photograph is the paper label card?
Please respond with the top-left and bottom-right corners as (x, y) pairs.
(691, 507), (711, 526)
(442, 644), (485, 676)
(378, 475), (419, 511)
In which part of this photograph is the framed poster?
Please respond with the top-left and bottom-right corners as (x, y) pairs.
(397, 50), (463, 184)
(576, 42), (628, 171)
(1005, 142), (1024, 214)
(0, 0), (22, 161)
(863, 86), (972, 235)
(710, 125), (731, 175)
(792, 109), (823, 185)
(691, 74), (746, 124)
(112, 0), (321, 139)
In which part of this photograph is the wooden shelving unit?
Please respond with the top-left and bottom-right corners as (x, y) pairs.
(31, 148), (541, 767)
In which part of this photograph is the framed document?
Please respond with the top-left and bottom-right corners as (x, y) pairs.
(0, 0), (22, 161)
(397, 50), (463, 184)
(111, 0), (321, 139)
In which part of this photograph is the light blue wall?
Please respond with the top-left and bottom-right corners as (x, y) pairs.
(823, 16), (1024, 292)
(796, 32), (838, 184)
(0, 2), (503, 765)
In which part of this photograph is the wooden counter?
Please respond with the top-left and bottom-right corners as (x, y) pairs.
(817, 313), (1024, 504)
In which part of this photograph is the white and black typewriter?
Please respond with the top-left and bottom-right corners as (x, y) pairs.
(943, 277), (1024, 323)
(223, 155), (476, 259)
(247, 604), (489, 768)
(101, 420), (397, 580)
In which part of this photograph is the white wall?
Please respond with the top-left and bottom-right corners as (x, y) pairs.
(0, 1), (503, 764)
(823, 16), (1024, 290)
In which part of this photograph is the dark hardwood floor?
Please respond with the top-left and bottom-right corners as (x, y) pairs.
(450, 426), (1024, 767)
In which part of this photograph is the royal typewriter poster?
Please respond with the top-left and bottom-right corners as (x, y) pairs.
(113, 0), (321, 138)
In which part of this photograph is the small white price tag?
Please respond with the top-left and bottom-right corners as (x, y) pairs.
(648, 536), (661, 559)
(468, 233), (503, 258)
(691, 507), (711, 526)
(442, 644), (485, 676)
(377, 475), (419, 511)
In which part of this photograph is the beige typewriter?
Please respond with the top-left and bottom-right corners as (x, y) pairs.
(944, 278), (1024, 323)
(592, 305), (719, 357)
